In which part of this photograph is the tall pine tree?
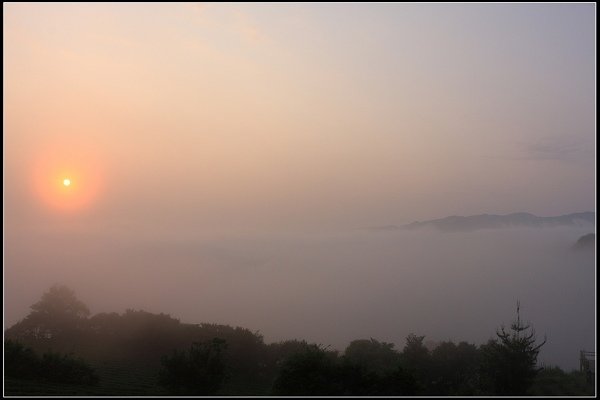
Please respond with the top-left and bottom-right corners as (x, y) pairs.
(480, 301), (546, 395)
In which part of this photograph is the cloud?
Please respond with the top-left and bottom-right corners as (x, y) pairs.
(518, 136), (594, 162)
(526, 140), (580, 160)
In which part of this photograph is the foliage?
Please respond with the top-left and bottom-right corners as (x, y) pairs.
(30, 285), (90, 320)
(530, 366), (595, 396)
(5, 339), (41, 379)
(400, 333), (431, 392)
(271, 344), (341, 395)
(40, 351), (99, 385)
(272, 342), (418, 396)
(343, 338), (401, 376)
(266, 339), (312, 367)
(6, 287), (574, 397)
(4, 339), (98, 385)
(340, 338), (417, 395)
(158, 338), (228, 395)
(375, 365), (419, 395)
(6, 285), (90, 343)
(480, 302), (546, 395)
(429, 341), (481, 395)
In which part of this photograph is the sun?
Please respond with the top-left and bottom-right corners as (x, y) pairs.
(31, 138), (105, 212)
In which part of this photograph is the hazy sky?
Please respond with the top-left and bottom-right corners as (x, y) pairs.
(3, 4), (596, 371)
(4, 3), (595, 233)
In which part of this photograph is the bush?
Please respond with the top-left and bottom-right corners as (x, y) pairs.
(271, 344), (341, 395)
(159, 338), (228, 395)
(530, 366), (595, 396)
(272, 343), (418, 396)
(5, 340), (41, 379)
(4, 340), (98, 385)
(40, 351), (98, 385)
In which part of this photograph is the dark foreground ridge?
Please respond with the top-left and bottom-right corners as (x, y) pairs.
(4, 285), (596, 396)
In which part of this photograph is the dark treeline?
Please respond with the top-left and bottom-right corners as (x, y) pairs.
(5, 340), (98, 385)
(4, 285), (595, 396)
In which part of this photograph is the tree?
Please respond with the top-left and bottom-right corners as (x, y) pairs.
(402, 334), (430, 368)
(29, 285), (90, 320)
(272, 341), (418, 396)
(266, 339), (312, 369)
(4, 339), (98, 385)
(429, 341), (480, 395)
(6, 285), (90, 343)
(480, 301), (546, 395)
(400, 333), (431, 392)
(376, 365), (419, 396)
(159, 338), (228, 395)
(4, 340), (40, 379)
(343, 338), (401, 376)
(39, 351), (99, 385)
(271, 344), (342, 395)
(529, 365), (595, 396)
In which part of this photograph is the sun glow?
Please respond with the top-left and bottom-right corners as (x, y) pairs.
(32, 143), (104, 212)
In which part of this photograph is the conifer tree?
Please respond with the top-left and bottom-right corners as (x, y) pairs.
(481, 301), (546, 395)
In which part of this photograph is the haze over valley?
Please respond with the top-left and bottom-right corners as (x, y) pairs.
(5, 213), (595, 371)
(3, 3), (595, 396)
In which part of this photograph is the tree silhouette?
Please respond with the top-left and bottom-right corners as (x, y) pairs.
(272, 342), (418, 396)
(4, 340), (40, 379)
(429, 341), (480, 395)
(343, 338), (401, 376)
(159, 338), (228, 395)
(30, 285), (90, 320)
(4, 339), (98, 385)
(480, 301), (546, 395)
(401, 333), (431, 392)
(6, 286), (578, 396)
(271, 344), (341, 395)
(7, 285), (90, 341)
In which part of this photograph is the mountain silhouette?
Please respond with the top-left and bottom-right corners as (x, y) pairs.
(371, 212), (595, 233)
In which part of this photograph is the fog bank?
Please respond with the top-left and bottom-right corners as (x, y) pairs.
(5, 225), (594, 371)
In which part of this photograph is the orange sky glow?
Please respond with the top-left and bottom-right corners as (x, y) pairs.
(31, 142), (105, 213)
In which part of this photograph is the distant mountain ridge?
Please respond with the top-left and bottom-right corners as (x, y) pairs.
(372, 212), (595, 233)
